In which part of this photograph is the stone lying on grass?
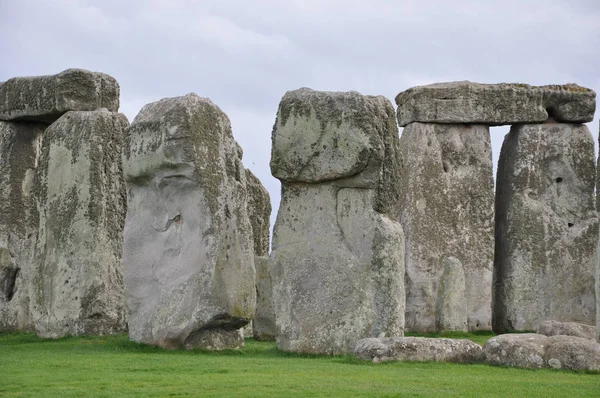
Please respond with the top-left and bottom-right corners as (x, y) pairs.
(395, 81), (596, 126)
(537, 320), (596, 340)
(483, 333), (600, 371)
(354, 337), (483, 363)
(0, 69), (119, 123)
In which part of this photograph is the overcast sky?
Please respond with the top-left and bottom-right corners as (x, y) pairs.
(1, 0), (599, 231)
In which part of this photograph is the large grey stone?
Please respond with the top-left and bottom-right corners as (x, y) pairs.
(122, 94), (256, 350)
(31, 110), (128, 338)
(246, 169), (271, 257)
(544, 335), (600, 371)
(493, 122), (597, 333)
(0, 69), (119, 123)
(398, 123), (494, 332)
(253, 256), (276, 341)
(270, 89), (405, 354)
(436, 257), (468, 332)
(395, 82), (596, 126)
(354, 337), (483, 363)
(483, 333), (548, 369)
(597, 121), (600, 343)
(0, 121), (45, 331)
(537, 320), (596, 340)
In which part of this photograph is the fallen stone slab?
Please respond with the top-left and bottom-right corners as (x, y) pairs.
(397, 123), (494, 332)
(122, 94), (256, 350)
(31, 110), (128, 338)
(0, 69), (119, 123)
(493, 122), (597, 333)
(354, 337), (483, 363)
(537, 320), (596, 340)
(395, 82), (595, 126)
(270, 88), (404, 354)
(544, 335), (600, 371)
(0, 121), (46, 332)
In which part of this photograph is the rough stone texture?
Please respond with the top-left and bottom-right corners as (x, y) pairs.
(245, 169), (271, 257)
(354, 337), (483, 363)
(484, 333), (600, 371)
(31, 110), (128, 338)
(122, 94), (256, 350)
(0, 69), (120, 123)
(395, 82), (596, 126)
(436, 257), (468, 332)
(493, 122), (597, 333)
(544, 335), (600, 371)
(0, 122), (45, 331)
(253, 256), (276, 341)
(537, 320), (596, 340)
(484, 333), (549, 369)
(398, 123), (494, 332)
(597, 121), (600, 343)
(270, 88), (405, 354)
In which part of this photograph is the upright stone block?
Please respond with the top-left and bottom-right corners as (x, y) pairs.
(494, 122), (597, 333)
(0, 69), (120, 123)
(122, 94), (256, 350)
(31, 110), (128, 337)
(0, 121), (45, 331)
(596, 121), (600, 343)
(397, 123), (494, 332)
(436, 257), (468, 332)
(270, 88), (405, 354)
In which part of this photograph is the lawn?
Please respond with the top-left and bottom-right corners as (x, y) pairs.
(1, 332), (598, 397)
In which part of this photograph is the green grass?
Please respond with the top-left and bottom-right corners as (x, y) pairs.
(1, 332), (598, 397)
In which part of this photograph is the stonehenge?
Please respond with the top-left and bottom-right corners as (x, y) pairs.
(0, 67), (598, 366)
(269, 88), (405, 354)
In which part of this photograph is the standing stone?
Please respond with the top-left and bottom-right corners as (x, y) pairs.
(270, 88), (405, 354)
(0, 69), (119, 123)
(122, 94), (256, 350)
(395, 82), (596, 126)
(597, 121), (600, 343)
(31, 110), (128, 338)
(436, 257), (468, 332)
(398, 123), (494, 332)
(0, 121), (45, 331)
(245, 170), (275, 341)
(494, 122), (597, 333)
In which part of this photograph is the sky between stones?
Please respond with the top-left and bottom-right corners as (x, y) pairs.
(1, 0), (599, 233)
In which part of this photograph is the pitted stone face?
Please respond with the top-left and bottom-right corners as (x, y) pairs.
(122, 94), (256, 350)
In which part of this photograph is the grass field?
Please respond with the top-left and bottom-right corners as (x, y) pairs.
(1, 332), (598, 397)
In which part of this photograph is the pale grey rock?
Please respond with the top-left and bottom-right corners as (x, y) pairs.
(544, 335), (600, 371)
(436, 257), (468, 332)
(494, 122), (597, 333)
(483, 333), (548, 369)
(31, 110), (128, 338)
(395, 82), (596, 126)
(398, 123), (494, 332)
(0, 69), (119, 123)
(246, 169), (271, 257)
(537, 320), (596, 340)
(597, 121), (600, 343)
(253, 256), (276, 341)
(122, 94), (256, 350)
(0, 121), (45, 332)
(354, 337), (483, 363)
(270, 89), (404, 354)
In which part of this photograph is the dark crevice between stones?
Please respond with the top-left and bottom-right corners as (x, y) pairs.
(183, 314), (247, 349)
(555, 177), (563, 183)
(1, 267), (19, 302)
(568, 222), (574, 228)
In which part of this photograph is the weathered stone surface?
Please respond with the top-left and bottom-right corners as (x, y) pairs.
(493, 122), (597, 333)
(537, 320), (596, 340)
(354, 337), (483, 363)
(122, 94), (255, 350)
(484, 333), (548, 369)
(436, 257), (468, 332)
(597, 121), (600, 343)
(0, 121), (45, 332)
(253, 256), (276, 341)
(484, 333), (600, 371)
(398, 123), (494, 332)
(395, 82), (596, 126)
(270, 89), (405, 354)
(544, 335), (600, 371)
(31, 110), (128, 338)
(0, 69), (119, 123)
(246, 169), (271, 257)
